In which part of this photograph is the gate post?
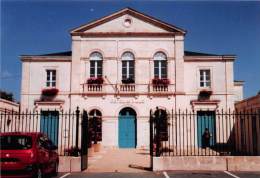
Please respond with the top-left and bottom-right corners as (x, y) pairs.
(155, 109), (160, 157)
(76, 106), (80, 150)
(81, 110), (88, 171)
(149, 109), (154, 169)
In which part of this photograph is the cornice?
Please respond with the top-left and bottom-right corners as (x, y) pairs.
(21, 56), (72, 62)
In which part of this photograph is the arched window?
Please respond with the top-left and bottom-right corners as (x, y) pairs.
(154, 52), (167, 79)
(122, 52), (135, 83)
(89, 109), (102, 143)
(154, 109), (168, 141)
(90, 52), (103, 78)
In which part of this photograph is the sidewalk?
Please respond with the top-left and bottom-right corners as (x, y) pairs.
(86, 148), (151, 173)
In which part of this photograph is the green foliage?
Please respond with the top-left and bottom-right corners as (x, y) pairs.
(0, 90), (14, 101)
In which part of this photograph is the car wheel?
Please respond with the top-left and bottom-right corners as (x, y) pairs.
(34, 167), (43, 178)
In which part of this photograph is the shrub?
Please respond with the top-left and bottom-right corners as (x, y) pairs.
(152, 78), (170, 86)
(87, 77), (104, 84)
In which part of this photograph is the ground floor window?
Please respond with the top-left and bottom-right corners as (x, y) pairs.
(154, 109), (168, 141)
(89, 109), (102, 144)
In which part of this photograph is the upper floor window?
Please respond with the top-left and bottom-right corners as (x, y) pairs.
(122, 52), (135, 81)
(90, 52), (103, 78)
(46, 70), (56, 87)
(200, 69), (211, 88)
(154, 52), (167, 79)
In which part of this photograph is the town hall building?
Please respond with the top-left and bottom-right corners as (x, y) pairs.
(20, 8), (243, 149)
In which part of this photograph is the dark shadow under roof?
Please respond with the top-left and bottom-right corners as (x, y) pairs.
(184, 51), (220, 56)
(23, 50), (223, 57)
(22, 51), (72, 56)
(37, 51), (72, 56)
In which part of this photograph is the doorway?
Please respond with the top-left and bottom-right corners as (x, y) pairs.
(118, 107), (137, 148)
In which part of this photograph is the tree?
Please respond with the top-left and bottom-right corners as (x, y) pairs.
(0, 90), (14, 102)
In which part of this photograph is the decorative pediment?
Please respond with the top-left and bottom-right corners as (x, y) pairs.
(71, 7), (186, 37)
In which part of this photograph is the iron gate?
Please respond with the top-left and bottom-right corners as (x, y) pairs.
(150, 108), (260, 157)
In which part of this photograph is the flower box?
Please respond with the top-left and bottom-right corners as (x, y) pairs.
(121, 78), (135, 84)
(152, 78), (170, 86)
(87, 77), (104, 84)
(41, 88), (59, 96)
(41, 88), (59, 101)
(198, 89), (212, 101)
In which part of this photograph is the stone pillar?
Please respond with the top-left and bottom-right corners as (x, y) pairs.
(71, 36), (82, 109)
(20, 61), (30, 110)
(175, 35), (185, 93)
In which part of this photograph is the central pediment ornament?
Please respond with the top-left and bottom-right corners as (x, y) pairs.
(123, 16), (132, 28)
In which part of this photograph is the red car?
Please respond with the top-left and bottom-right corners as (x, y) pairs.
(0, 132), (59, 178)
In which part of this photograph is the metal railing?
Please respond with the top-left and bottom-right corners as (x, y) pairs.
(150, 109), (260, 157)
(0, 108), (90, 156)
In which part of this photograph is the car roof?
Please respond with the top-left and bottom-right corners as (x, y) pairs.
(0, 132), (43, 138)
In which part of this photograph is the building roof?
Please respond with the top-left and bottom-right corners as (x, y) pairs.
(70, 7), (186, 35)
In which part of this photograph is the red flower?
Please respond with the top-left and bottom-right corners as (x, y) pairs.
(199, 90), (212, 96)
(152, 78), (170, 86)
(198, 89), (212, 101)
(87, 77), (104, 84)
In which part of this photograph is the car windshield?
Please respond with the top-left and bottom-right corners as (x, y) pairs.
(0, 135), (32, 150)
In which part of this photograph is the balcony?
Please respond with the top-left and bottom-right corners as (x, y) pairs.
(152, 85), (168, 92)
(149, 84), (174, 96)
(82, 83), (175, 96)
(119, 84), (135, 93)
(83, 84), (103, 93)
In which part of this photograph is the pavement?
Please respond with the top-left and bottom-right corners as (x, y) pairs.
(56, 171), (260, 178)
(54, 148), (260, 177)
(86, 148), (151, 173)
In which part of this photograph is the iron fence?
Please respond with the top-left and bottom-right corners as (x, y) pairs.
(0, 108), (90, 156)
(150, 109), (260, 157)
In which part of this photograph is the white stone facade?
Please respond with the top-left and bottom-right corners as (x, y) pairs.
(20, 8), (243, 148)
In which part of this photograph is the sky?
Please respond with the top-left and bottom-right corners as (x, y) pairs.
(1, 0), (260, 101)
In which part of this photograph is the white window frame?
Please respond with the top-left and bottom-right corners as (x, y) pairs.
(122, 52), (134, 80)
(199, 69), (211, 88)
(154, 52), (167, 79)
(90, 52), (103, 78)
(46, 69), (56, 87)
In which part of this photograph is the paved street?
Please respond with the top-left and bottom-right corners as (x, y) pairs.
(56, 171), (260, 178)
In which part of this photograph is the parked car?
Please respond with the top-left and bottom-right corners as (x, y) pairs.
(0, 132), (59, 178)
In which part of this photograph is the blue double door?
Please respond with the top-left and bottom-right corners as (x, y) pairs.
(197, 111), (216, 148)
(119, 112), (136, 148)
(40, 111), (59, 146)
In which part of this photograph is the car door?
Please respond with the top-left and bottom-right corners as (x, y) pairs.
(45, 137), (57, 172)
(37, 136), (50, 173)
